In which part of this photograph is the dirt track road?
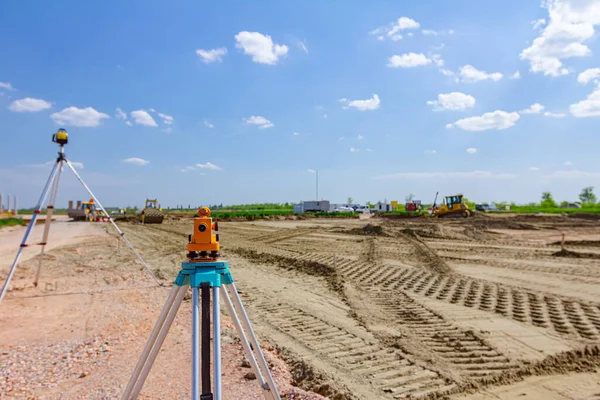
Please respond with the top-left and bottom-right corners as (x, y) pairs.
(2, 213), (600, 399)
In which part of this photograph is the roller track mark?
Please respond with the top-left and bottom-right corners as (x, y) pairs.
(250, 299), (457, 399)
(370, 291), (520, 381)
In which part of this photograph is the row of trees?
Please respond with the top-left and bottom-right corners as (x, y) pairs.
(540, 186), (597, 208)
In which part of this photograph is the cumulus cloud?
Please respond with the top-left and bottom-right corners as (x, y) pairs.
(520, 103), (545, 114)
(425, 149), (437, 154)
(569, 83), (600, 117)
(370, 17), (420, 41)
(298, 40), (308, 54)
(350, 147), (359, 152)
(196, 162), (222, 170)
(158, 112), (174, 125)
(520, 0), (600, 76)
(388, 53), (432, 68)
(427, 92), (476, 111)
(375, 170), (517, 180)
(115, 108), (127, 119)
(307, 169), (317, 173)
(529, 166), (541, 171)
(196, 47), (228, 63)
(578, 68), (600, 84)
(122, 157), (150, 166)
(544, 111), (566, 117)
(0, 82), (14, 90)
(447, 110), (520, 131)
(125, 121), (133, 126)
(510, 71), (521, 79)
(544, 169), (600, 179)
(204, 120), (214, 128)
(357, 134), (364, 140)
(459, 65), (503, 82)
(466, 148), (477, 154)
(339, 94), (381, 111)
(50, 107), (109, 127)
(293, 132), (300, 136)
(8, 97), (52, 112)
(235, 31), (288, 65)
(131, 110), (158, 127)
(564, 161), (573, 166)
(243, 115), (274, 128)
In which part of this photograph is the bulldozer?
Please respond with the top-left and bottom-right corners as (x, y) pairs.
(140, 199), (164, 224)
(431, 192), (472, 218)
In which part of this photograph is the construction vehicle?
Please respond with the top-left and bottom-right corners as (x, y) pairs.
(140, 199), (164, 224)
(67, 199), (104, 221)
(431, 192), (472, 218)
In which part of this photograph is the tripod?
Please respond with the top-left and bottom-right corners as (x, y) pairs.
(0, 133), (160, 306)
(122, 255), (280, 400)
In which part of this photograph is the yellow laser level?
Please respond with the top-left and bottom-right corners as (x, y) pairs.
(52, 128), (69, 145)
(187, 206), (220, 260)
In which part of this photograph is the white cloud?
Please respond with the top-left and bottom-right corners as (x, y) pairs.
(459, 65), (503, 82)
(131, 110), (158, 127)
(243, 115), (274, 129)
(357, 134), (364, 140)
(125, 121), (133, 126)
(307, 169), (317, 173)
(425, 149), (437, 154)
(158, 112), (174, 125)
(371, 17), (420, 41)
(510, 71), (521, 79)
(388, 53), (432, 68)
(422, 29), (438, 36)
(427, 92), (476, 111)
(234, 31), (288, 65)
(0, 82), (14, 90)
(350, 147), (359, 153)
(196, 47), (228, 63)
(532, 18), (547, 30)
(162, 127), (173, 134)
(196, 162), (222, 171)
(8, 97), (51, 112)
(340, 94), (381, 111)
(520, 0), (600, 76)
(569, 83), (600, 117)
(521, 103), (545, 114)
(337, 98), (348, 103)
(181, 166), (196, 173)
(448, 110), (520, 131)
(544, 111), (566, 117)
(293, 132), (300, 136)
(70, 161), (85, 169)
(578, 68), (600, 84)
(148, 108), (156, 113)
(116, 108), (127, 119)
(122, 157), (150, 166)
(446, 123), (454, 129)
(529, 166), (541, 171)
(375, 170), (517, 180)
(564, 161), (573, 166)
(366, 148), (374, 152)
(298, 40), (308, 54)
(466, 148), (477, 154)
(204, 120), (214, 128)
(50, 107), (109, 127)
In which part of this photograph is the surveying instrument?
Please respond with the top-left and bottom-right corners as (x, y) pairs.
(0, 129), (160, 306)
(122, 207), (281, 400)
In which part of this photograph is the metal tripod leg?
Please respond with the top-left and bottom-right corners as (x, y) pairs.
(192, 286), (200, 400)
(213, 286), (221, 400)
(0, 160), (60, 306)
(122, 285), (188, 400)
(33, 159), (63, 287)
(221, 285), (281, 400)
(64, 160), (161, 286)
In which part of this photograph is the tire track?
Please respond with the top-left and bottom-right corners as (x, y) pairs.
(250, 299), (457, 399)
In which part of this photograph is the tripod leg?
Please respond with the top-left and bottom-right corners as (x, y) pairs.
(0, 160), (60, 306)
(213, 286), (221, 400)
(34, 161), (63, 287)
(201, 282), (213, 399)
(227, 283), (281, 400)
(221, 287), (280, 400)
(126, 285), (187, 399)
(122, 285), (181, 399)
(192, 286), (200, 400)
(64, 160), (161, 286)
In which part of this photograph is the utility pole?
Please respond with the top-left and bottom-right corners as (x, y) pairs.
(316, 170), (319, 200)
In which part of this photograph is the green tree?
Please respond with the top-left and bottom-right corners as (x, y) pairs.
(347, 197), (353, 204)
(579, 187), (597, 204)
(405, 193), (415, 202)
(541, 192), (557, 208)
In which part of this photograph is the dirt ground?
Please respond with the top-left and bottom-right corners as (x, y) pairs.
(2, 213), (600, 399)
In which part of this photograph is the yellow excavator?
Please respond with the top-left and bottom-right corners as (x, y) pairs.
(431, 192), (472, 218)
(140, 199), (164, 224)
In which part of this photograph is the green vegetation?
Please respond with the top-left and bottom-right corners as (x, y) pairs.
(0, 218), (25, 227)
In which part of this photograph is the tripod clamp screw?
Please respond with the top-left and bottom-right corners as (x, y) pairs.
(174, 261), (233, 288)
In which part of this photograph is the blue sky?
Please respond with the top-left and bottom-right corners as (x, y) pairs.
(1, 0), (600, 208)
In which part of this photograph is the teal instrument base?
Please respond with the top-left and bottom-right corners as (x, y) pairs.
(174, 261), (233, 288)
